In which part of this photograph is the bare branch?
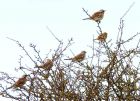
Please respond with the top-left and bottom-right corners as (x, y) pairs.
(46, 26), (62, 43)
(82, 8), (91, 18)
(121, 2), (135, 19)
(6, 37), (37, 65)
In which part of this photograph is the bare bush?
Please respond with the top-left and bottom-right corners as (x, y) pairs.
(1, 3), (140, 101)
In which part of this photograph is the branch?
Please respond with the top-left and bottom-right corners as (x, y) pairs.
(29, 43), (43, 63)
(97, 23), (102, 34)
(46, 26), (62, 43)
(121, 2), (135, 19)
(6, 37), (37, 65)
(119, 32), (140, 45)
(82, 8), (91, 18)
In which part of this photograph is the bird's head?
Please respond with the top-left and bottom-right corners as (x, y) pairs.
(22, 74), (28, 78)
(81, 51), (86, 54)
(103, 32), (108, 35)
(99, 9), (105, 13)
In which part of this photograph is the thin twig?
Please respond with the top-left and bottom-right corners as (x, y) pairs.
(119, 32), (140, 45)
(29, 43), (43, 63)
(117, 2), (135, 49)
(46, 26), (62, 43)
(6, 37), (37, 65)
(121, 2), (135, 19)
(97, 22), (102, 34)
(52, 38), (73, 61)
(116, 19), (124, 50)
(82, 8), (91, 18)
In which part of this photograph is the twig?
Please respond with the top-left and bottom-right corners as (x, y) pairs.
(52, 38), (73, 61)
(46, 26), (62, 43)
(119, 32), (140, 45)
(117, 19), (124, 49)
(82, 8), (91, 18)
(29, 43), (43, 63)
(6, 37), (37, 65)
(121, 2), (135, 19)
(90, 34), (95, 66)
(117, 2), (135, 49)
(97, 22), (102, 34)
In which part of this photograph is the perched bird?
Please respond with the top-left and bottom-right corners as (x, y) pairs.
(38, 59), (53, 70)
(3, 75), (28, 92)
(83, 9), (105, 23)
(96, 32), (108, 42)
(65, 51), (86, 62)
(13, 74), (28, 88)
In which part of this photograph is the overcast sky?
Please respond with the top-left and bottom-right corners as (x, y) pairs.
(0, 0), (139, 100)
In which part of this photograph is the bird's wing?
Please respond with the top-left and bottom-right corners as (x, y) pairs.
(74, 53), (84, 60)
(92, 11), (103, 18)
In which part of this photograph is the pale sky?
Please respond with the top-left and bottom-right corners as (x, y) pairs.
(0, 0), (139, 100)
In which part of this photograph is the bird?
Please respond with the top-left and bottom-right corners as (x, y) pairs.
(2, 75), (28, 92)
(13, 75), (28, 88)
(83, 9), (105, 23)
(96, 32), (108, 42)
(65, 51), (86, 62)
(38, 59), (53, 71)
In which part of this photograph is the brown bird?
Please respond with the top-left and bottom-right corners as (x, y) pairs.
(38, 59), (53, 70)
(3, 75), (28, 92)
(96, 32), (108, 42)
(83, 9), (105, 23)
(65, 51), (86, 62)
(13, 75), (28, 88)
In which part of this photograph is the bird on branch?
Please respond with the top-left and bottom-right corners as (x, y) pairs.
(83, 9), (105, 23)
(38, 59), (53, 71)
(13, 75), (28, 88)
(96, 32), (108, 42)
(4, 75), (28, 91)
(65, 51), (86, 62)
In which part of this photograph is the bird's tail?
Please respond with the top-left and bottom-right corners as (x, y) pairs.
(64, 58), (72, 60)
(94, 38), (98, 40)
(34, 64), (43, 68)
(82, 18), (91, 20)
